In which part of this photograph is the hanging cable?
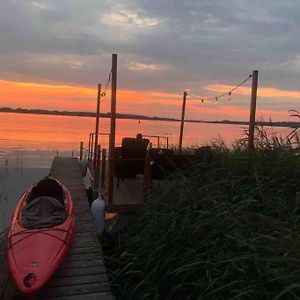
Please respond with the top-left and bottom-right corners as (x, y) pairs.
(189, 73), (252, 103)
(100, 68), (112, 101)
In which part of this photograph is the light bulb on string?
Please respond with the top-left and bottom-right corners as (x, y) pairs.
(227, 91), (232, 101)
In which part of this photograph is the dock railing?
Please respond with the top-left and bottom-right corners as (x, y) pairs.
(79, 133), (174, 211)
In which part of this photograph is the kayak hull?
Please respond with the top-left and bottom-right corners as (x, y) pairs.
(6, 177), (75, 294)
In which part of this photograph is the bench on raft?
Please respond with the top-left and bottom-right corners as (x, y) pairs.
(113, 144), (218, 185)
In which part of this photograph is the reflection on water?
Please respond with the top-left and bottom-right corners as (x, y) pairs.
(0, 112), (291, 169)
(0, 112), (244, 162)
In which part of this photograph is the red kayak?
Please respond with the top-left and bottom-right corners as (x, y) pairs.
(6, 177), (75, 295)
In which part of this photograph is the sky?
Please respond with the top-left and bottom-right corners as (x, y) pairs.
(0, 0), (300, 121)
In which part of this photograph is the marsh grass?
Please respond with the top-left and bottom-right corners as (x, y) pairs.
(106, 127), (300, 299)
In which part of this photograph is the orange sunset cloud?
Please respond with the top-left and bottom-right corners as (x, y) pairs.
(0, 80), (181, 113)
(188, 103), (287, 120)
(0, 79), (295, 121)
(204, 84), (300, 99)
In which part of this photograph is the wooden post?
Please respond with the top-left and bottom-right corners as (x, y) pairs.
(248, 70), (259, 150)
(93, 84), (101, 171)
(157, 136), (160, 148)
(143, 152), (152, 202)
(79, 141), (83, 160)
(94, 145), (101, 190)
(108, 53), (117, 204)
(101, 149), (106, 188)
(166, 137), (169, 149)
(88, 134), (91, 159)
(90, 133), (94, 161)
(179, 91), (188, 152)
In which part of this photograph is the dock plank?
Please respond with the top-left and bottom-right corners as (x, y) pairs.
(1, 157), (114, 299)
(53, 266), (107, 278)
(38, 157), (114, 299)
(39, 282), (111, 298)
(41, 292), (114, 300)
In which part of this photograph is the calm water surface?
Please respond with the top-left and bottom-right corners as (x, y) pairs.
(0, 112), (290, 169)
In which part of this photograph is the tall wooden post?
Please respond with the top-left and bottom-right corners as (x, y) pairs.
(179, 91), (188, 152)
(248, 70), (259, 150)
(108, 53), (117, 204)
(93, 84), (101, 171)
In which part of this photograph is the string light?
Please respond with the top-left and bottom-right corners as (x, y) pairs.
(99, 68), (112, 102)
(227, 91), (232, 101)
(189, 73), (252, 104)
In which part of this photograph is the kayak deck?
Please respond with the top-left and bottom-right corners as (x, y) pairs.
(3, 157), (114, 300)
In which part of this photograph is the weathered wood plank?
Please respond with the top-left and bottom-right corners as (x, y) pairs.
(40, 292), (114, 300)
(60, 258), (104, 269)
(72, 239), (98, 248)
(39, 282), (111, 298)
(53, 266), (107, 278)
(68, 246), (101, 255)
(37, 157), (113, 299)
(45, 273), (109, 288)
(65, 252), (103, 262)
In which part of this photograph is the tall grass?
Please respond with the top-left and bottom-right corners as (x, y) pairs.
(107, 127), (300, 299)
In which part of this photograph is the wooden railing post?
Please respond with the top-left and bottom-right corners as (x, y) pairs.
(88, 134), (91, 159)
(248, 70), (259, 150)
(79, 141), (83, 160)
(101, 149), (106, 188)
(94, 145), (101, 190)
(90, 133), (94, 161)
(143, 152), (152, 202)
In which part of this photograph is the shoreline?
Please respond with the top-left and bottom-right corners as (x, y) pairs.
(1, 108), (300, 128)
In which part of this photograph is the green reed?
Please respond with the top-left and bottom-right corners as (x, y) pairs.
(107, 127), (300, 299)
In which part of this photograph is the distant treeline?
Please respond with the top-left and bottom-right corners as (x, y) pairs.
(0, 107), (178, 122)
(200, 119), (300, 128)
(1, 107), (300, 128)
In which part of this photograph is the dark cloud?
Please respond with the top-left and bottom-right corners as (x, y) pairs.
(0, 0), (300, 110)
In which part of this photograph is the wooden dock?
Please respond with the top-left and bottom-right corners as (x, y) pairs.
(1, 157), (114, 299)
(102, 172), (145, 213)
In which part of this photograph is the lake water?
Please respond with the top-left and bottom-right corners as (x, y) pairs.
(1, 111), (289, 169)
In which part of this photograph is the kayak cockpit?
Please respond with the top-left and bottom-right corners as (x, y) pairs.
(21, 178), (67, 229)
(28, 177), (64, 205)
